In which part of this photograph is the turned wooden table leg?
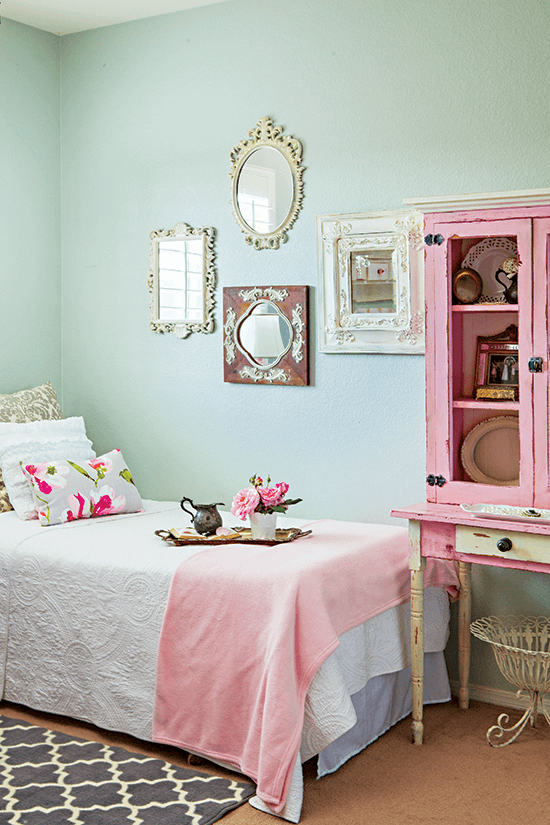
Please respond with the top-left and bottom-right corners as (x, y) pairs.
(457, 561), (472, 710)
(409, 520), (425, 745)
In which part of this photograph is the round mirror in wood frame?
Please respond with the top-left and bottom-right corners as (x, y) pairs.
(230, 117), (305, 250)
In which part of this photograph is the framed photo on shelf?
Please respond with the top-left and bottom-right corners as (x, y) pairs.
(474, 325), (519, 401)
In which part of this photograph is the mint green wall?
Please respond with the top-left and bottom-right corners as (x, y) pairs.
(5, 0), (550, 697)
(0, 20), (61, 396)
(57, 0), (550, 696)
(58, 0), (550, 513)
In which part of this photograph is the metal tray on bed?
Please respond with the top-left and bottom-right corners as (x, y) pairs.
(155, 527), (312, 547)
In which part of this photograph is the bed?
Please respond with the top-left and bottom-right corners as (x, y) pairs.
(0, 382), (459, 821)
(0, 500), (458, 822)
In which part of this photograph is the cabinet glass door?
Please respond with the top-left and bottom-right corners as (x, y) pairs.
(426, 216), (533, 506)
(533, 218), (550, 508)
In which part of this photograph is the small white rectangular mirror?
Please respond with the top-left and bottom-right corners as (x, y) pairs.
(148, 222), (216, 339)
(157, 237), (205, 323)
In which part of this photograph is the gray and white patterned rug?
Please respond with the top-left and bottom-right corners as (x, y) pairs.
(0, 715), (255, 824)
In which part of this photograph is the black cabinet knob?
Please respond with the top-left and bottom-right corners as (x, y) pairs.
(424, 233), (444, 247)
(528, 357), (543, 373)
(497, 538), (513, 553)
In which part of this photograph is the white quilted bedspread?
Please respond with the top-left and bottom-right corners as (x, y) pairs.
(0, 501), (204, 733)
(0, 502), (451, 822)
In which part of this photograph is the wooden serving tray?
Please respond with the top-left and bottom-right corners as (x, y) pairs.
(155, 527), (312, 547)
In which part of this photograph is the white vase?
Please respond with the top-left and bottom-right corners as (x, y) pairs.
(249, 511), (277, 540)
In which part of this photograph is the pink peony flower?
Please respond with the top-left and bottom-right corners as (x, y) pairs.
(63, 492), (89, 522)
(231, 487), (260, 520)
(259, 486), (283, 508)
(90, 485), (126, 517)
(24, 462), (69, 495)
(62, 486), (126, 522)
(88, 456), (113, 480)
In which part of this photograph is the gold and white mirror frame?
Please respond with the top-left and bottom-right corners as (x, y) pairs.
(148, 222), (216, 339)
(317, 210), (425, 354)
(230, 117), (305, 249)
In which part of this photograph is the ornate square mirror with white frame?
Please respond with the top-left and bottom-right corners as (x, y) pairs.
(148, 222), (216, 339)
(223, 286), (309, 385)
(317, 210), (425, 354)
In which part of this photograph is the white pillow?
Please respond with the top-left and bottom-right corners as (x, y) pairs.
(0, 417), (95, 520)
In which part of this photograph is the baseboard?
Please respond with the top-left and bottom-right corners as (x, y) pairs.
(449, 680), (550, 715)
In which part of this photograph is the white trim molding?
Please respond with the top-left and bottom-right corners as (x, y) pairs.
(450, 680), (550, 717)
(403, 187), (550, 213)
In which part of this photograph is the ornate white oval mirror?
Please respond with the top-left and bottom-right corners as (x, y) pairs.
(148, 222), (216, 338)
(230, 117), (304, 249)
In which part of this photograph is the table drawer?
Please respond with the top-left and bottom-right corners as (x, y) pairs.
(456, 524), (550, 565)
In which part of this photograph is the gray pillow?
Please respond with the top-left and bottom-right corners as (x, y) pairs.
(0, 382), (62, 512)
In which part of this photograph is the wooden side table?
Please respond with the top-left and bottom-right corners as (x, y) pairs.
(391, 501), (550, 744)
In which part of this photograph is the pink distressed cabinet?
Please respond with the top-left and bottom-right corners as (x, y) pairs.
(425, 208), (550, 507)
(392, 190), (550, 746)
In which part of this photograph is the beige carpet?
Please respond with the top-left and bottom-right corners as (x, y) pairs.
(1, 697), (548, 824)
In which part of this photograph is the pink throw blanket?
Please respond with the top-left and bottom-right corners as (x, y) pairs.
(153, 519), (458, 812)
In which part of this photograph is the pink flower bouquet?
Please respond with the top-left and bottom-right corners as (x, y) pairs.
(231, 474), (302, 520)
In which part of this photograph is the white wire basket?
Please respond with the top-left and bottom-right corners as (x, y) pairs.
(470, 615), (550, 747)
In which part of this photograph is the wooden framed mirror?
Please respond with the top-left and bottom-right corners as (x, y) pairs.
(223, 286), (309, 385)
(148, 222), (216, 339)
(229, 118), (305, 249)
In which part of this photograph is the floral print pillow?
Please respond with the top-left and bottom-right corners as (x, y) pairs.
(21, 449), (144, 526)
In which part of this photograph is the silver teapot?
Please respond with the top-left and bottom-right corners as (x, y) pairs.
(495, 256), (519, 304)
(180, 497), (224, 536)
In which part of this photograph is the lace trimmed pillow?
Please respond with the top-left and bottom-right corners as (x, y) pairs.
(21, 449), (144, 526)
(0, 417), (95, 520)
(0, 382), (62, 513)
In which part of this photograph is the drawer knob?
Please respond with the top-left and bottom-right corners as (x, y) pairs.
(497, 538), (513, 553)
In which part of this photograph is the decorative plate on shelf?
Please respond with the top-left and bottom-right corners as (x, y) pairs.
(460, 503), (550, 524)
(460, 415), (519, 485)
(462, 237), (518, 301)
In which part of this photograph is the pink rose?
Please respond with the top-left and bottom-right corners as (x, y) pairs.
(231, 487), (260, 520)
(276, 481), (289, 497)
(259, 486), (283, 508)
